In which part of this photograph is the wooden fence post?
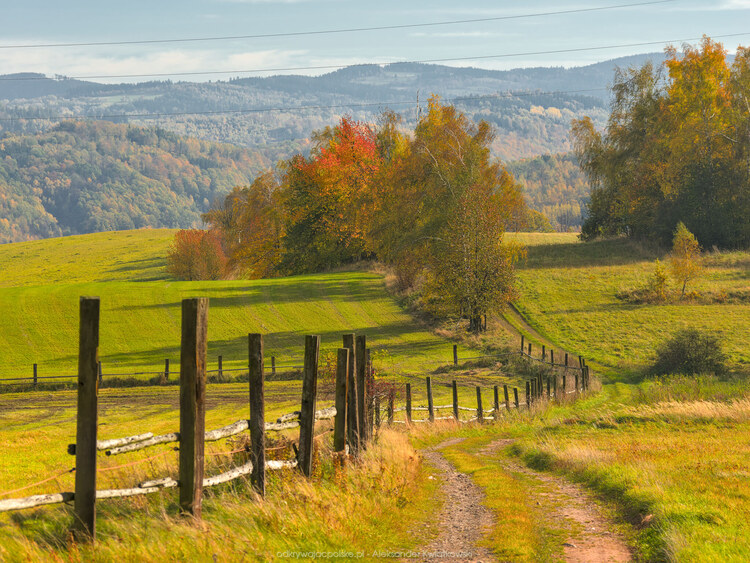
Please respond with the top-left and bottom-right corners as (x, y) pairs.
(542, 345), (546, 360)
(164, 358), (170, 382)
(271, 356), (276, 377)
(526, 381), (530, 408)
(406, 383), (412, 424)
(426, 377), (434, 422)
(342, 334), (359, 454)
(562, 374), (567, 396)
(97, 361), (102, 386)
(565, 353), (569, 367)
(33, 363), (38, 386)
(550, 349), (554, 365)
(72, 296), (100, 541)
(575, 372), (580, 395)
(476, 387), (483, 423)
(298, 335), (319, 477)
(248, 333), (265, 494)
(355, 335), (368, 444)
(366, 349), (374, 438)
(179, 298), (208, 518)
(452, 380), (459, 420)
(530, 379), (535, 403)
(513, 387), (519, 409)
(387, 392), (394, 425)
(520, 335), (525, 352)
(528, 342), (532, 356)
(334, 348), (348, 453)
(493, 386), (500, 420)
(504, 384), (510, 411)
(453, 344), (458, 366)
(217, 355), (223, 381)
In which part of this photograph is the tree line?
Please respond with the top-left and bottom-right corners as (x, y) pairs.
(196, 97), (529, 331)
(573, 37), (750, 248)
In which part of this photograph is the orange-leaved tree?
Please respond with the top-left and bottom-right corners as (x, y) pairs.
(166, 229), (227, 281)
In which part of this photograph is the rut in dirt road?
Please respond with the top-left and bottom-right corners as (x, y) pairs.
(481, 439), (632, 563)
(414, 438), (496, 563)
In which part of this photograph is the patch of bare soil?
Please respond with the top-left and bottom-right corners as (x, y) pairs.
(411, 438), (497, 562)
(481, 439), (631, 563)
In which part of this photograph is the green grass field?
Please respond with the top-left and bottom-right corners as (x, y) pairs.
(508, 233), (750, 374)
(0, 230), (468, 381)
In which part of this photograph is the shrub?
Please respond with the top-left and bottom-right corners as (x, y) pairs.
(166, 229), (228, 280)
(652, 329), (726, 375)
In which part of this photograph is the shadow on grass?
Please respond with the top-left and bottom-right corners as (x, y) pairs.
(521, 238), (662, 270)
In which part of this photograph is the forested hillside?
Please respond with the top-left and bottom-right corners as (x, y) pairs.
(507, 153), (589, 230)
(0, 121), (269, 242)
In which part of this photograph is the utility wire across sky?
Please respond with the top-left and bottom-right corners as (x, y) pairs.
(0, 31), (745, 83)
(0, 0), (675, 50)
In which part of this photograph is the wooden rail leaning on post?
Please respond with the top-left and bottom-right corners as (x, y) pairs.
(248, 333), (265, 495)
(406, 383), (412, 424)
(342, 334), (359, 455)
(333, 349), (348, 452)
(452, 380), (459, 420)
(72, 296), (100, 541)
(298, 335), (320, 477)
(426, 377), (435, 422)
(179, 297), (208, 518)
(356, 335), (368, 444)
(476, 387), (483, 423)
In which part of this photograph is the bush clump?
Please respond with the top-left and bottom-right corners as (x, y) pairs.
(652, 329), (726, 375)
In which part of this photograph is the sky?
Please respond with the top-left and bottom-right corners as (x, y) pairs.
(1, 0), (748, 83)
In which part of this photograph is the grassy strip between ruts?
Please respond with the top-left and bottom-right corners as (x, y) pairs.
(0, 429), (439, 562)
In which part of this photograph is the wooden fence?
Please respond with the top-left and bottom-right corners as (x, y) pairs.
(0, 297), (592, 544)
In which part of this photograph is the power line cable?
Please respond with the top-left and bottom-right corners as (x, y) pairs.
(0, 88), (608, 123)
(1, 31), (746, 82)
(0, 0), (676, 50)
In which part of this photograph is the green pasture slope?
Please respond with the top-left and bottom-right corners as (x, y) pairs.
(509, 232), (750, 375)
(0, 229), (461, 380)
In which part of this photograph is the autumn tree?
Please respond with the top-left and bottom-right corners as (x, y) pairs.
(166, 229), (228, 281)
(669, 222), (703, 298)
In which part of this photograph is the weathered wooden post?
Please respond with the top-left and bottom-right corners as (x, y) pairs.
(164, 358), (170, 381)
(493, 386), (500, 420)
(248, 333), (265, 494)
(355, 335), (368, 444)
(406, 383), (412, 424)
(575, 371), (580, 395)
(453, 344), (458, 366)
(550, 349), (554, 365)
(72, 296), (100, 541)
(179, 297), (208, 518)
(542, 345), (546, 361)
(97, 361), (102, 386)
(33, 363), (38, 386)
(565, 353), (569, 367)
(217, 355), (222, 381)
(333, 348), (348, 452)
(387, 392), (394, 425)
(426, 376), (435, 422)
(452, 380), (459, 420)
(342, 334), (359, 454)
(520, 335), (525, 353)
(526, 381), (531, 408)
(476, 387), (483, 423)
(514, 387), (520, 409)
(271, 356), (276, 377)
(562, 374), (567, 396)
(366, 349), (374, 438)
(528, 342), (532, 356)
(298, 335), (319, 477)
(504, 384), (510, 411)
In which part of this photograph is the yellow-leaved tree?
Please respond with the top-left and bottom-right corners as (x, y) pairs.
(669, 222), (702, 298)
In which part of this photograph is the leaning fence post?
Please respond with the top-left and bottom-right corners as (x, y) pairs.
(514, 387), (520, 409)
(248, 333), (265, 494)
(476, 387), (483, 423)
(33, 363), (38, 386)
(298, 335), (319, 477)
(355, 335), (368, 444)
(72, 296), (100, 541)
(334, 348), (348, 453)
(406, 383), (412, 424)
(493, 386), (500, 420)
(179, 298), (208, 518)
(342, 334), (359, 454)
(504, 384), (510, 411)
(453, 344), (458, 366)
(426, 377), (435, 422)
(452, 380), (459, 420)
